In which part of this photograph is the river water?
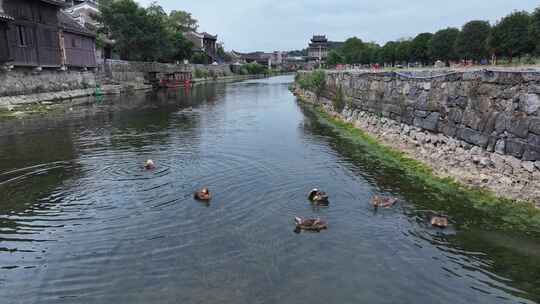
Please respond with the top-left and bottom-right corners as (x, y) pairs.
(0, 75), (539, 304)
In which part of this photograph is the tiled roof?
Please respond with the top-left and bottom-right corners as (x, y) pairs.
(0, 12), (14, 21)
(58, 11), (96, 37)
(40, 0), (67, 6)
(202, 32), (217, 40)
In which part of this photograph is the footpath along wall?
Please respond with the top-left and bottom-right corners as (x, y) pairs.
(296, 69), (540, 204)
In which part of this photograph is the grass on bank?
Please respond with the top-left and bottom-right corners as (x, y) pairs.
(305, 102), (540, 235)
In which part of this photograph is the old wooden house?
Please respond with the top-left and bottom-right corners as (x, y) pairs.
(58, 11), (96, 68)
(2, 0), (65, 67)
(0, 2), (14, 64)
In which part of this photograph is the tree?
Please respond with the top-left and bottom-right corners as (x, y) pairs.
(327, 50), (344, 66)
(410, 33), (433, 65)
(530, 7), (540, 54)
(381, 41), (398, 66)
(191, 52), (210, 64)
(98, 0), (197, 63)
(98, 0), (170, 61)
(360, 42), (381, 64)
(395, 39), (412, 64)
(429, 28), (460, 64)
(168, 10), (198, 33)
(489, 11), (533, 62)
(168, 32), (194, 62)
(341, 37), (365, 64)
(455, 20), (491, 61)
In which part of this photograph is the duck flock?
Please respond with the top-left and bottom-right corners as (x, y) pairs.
(143, 159), (449, 233)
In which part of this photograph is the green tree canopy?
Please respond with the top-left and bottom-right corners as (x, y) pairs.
(381, 41), (399, 66)
(98, 0), (197, 62)
(455, 20), (491, 61)
(326, 50), (345, 66)
(429, 27), (460, 63)
(489, 11), (533, 61)
(410, 33), (433, 65)
(168, 10), (198, 33)
(395, 40), (412, 64)
(530, 7), (540, 54)
(341, 37), (365, 64)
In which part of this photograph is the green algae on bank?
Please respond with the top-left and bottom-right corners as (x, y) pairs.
(302, 102), (540, 235)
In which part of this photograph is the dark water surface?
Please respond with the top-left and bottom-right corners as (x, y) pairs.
(0, 75), (539, 304)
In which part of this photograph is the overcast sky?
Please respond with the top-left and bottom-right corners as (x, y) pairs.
(137, 0), (538, 52)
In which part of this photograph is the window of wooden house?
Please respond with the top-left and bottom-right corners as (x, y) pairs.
(72, 37), (78, 48)
(17, 25), (27, 47)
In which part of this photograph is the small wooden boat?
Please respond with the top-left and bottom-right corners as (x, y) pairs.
(294, 216), (328, 232)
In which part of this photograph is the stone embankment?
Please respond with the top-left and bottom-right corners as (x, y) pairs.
(0, 60), (241, 111)
(296, 69), (540, 205)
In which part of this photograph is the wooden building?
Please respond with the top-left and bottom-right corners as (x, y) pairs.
(58, 11), (96, 68)
(0, 4), (14, 64)
(2, 0), (66, 67)
(186, 31), (218, 62)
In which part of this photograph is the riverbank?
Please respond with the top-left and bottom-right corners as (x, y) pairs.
(295, 88), (540, 234)
(0, 73), (267, 117)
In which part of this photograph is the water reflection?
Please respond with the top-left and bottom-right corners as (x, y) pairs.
(0, 76), (537, 304)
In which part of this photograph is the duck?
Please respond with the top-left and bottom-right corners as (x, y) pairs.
(194, 187), (211, 201)
(294, 216), (328, 232)
(308, 188), (329, 204)
(371, 195), (398, 209)
(430, 216), (449, 228)
(144, 159), (156, 170)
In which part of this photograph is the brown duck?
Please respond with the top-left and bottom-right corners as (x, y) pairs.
(308, 189), (329, 204)
(194, 187), (211, 201)
(430, 216), (449, 228)
(371, 195), (398, 209)
(294, 216), (328, 232)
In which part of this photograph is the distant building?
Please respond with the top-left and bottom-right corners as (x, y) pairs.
(186, 31), (218, 62)
(58, 11), (96, 68)
(308, 35), (328, 61)
(307, 35), (344, 61)
(64, 0), (114, 60)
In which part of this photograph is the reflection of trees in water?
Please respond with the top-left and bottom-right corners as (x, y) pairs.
(298, 104), (540, 303)
(450, 230), (540, 303)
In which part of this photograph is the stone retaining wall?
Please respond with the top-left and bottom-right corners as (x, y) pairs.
(301, 69), (540, 162)
(0, 68), (96, 98)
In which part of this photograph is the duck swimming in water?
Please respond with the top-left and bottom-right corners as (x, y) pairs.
(294, 216), (328, 232)
(430, 216), (449, 228)
(194, 187), (211, 201)
(371, 195), (398, 209)
(144, 159), (156, 170)
(308, 189), (329, 204)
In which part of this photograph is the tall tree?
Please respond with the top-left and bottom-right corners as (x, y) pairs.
(381, 41), (398, 66)
(489, 11), (533, 62)
(455, 20), (491, 61)
(410, 33), (433, 65)
(98, 0), (195, 62)
(341, 37), (365, 64)
(326, 50), (345, 66)
(429, 27), (460, 64)
(395, 39), (412, 64)
(530, 7), (540, 55)
(168, 10), (198, 33)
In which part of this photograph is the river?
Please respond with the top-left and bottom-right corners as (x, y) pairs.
(0, 75), (539, 304)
